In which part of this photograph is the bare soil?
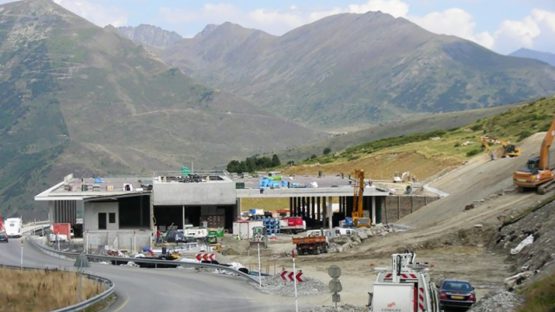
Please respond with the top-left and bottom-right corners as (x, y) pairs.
(222, 132), (553, 310)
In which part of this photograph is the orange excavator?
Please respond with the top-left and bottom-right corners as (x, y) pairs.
(513, 117), (555, 194)
(352, 169), (370, 227)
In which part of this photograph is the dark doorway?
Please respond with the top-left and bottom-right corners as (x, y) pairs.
(98, 213), (106, 230)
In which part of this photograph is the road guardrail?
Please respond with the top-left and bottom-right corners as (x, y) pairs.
(28, 236), (259, 283)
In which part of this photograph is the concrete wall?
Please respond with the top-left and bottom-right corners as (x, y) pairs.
(153, 181), (236, 205)
(84, 229), (151, 253)
(84, 202), (118, 231)
(383, 195), (439, 223)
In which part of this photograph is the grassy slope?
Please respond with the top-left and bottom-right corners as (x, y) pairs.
(0, 268), (102, 312)
(283, 96), (555, 181)
(517, 271), (555, 312)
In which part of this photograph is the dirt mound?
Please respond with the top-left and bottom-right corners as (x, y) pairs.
(257, 274), (327, 297)
(398, 132), (548, 229)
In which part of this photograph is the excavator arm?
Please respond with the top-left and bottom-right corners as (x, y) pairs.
(539, 118), (555, 170)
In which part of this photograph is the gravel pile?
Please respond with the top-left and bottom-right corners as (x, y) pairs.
(301, 304), (367, 312)
(468, 289), (522, 312)
(256, 275), (327, 296)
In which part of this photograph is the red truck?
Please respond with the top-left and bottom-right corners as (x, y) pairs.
(292, 230), (328, 255)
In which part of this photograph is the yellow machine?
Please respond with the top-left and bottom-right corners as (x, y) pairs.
(513, 118), (555, 194)
(352, 169), (370, 227)
(500, 140), (521, 158)
(481, 136), (521, 159)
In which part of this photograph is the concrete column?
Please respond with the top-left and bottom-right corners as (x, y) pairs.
(316, 197), (321, 223)
(322, 197), (326, 225)
(310, 197), (315, 221)
(371, 196), (376, 225)
(301, 197), (306, 218)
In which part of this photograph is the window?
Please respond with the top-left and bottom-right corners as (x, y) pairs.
(119, 195), (150, 228)
(98, 213), (107, 230)
(109, 213), (116, 224)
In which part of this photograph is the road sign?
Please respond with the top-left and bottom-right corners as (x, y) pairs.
(280, 270), (304, 282)
(332, 293), (341, 303)
(329, 279), (342, 292)
(327, 265), (341, 278)
(195, 253), (215, 262)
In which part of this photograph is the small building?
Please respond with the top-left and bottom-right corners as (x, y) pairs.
(35, 171), (238, 253)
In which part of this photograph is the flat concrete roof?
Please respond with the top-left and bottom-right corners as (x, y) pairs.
(34, 175), (151, 201)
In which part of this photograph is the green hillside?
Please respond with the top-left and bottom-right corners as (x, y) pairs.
(283, 96), (555, 179)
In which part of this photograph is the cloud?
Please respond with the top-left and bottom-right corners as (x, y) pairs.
(53, 0), (128, 27)
(493, 9), (555, 53)
(410, 8), (494, 49)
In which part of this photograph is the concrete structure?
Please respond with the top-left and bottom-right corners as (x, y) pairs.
(152, 172), (237, 230)
(35, 174), (152, 253)
(36, 172), (438, 253)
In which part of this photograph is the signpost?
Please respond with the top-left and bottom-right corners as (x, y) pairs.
(20, 239), (23, 270)
(328, 265), (342, 310)
(74, 252), (90, 302)
(292, 249), (298, 312)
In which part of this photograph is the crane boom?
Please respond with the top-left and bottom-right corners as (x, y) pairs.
(352, 169), (370, 226)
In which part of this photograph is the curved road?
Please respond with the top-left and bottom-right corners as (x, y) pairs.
(0, 238), (293, 311)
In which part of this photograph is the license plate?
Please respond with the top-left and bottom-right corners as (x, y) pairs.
(516, 179), (527, 182)
(451, 295), (464, 300)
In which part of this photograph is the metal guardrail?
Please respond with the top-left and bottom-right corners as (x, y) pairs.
(0, 262), (114, 312)
(28, 237), (259, 283)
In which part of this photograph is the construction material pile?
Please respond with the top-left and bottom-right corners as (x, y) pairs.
(328, 225), (392, 253)
(301, 304), (367, 312)
(257, 275), (326, 297)
(468, 290), (522, 312)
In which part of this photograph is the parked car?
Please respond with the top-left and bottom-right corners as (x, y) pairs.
(438, 279), (476, 310)
(0, 232), (9, 243)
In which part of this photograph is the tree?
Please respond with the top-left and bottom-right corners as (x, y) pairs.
(323, 147), (331, 155)
(271, 154), (281, 167)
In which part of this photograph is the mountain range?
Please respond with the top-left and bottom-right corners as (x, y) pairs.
(119, 14), (555, 129)
(2, 0), (555, 219)
(0, 0), (321, 218)
(510, 48), (555, 67)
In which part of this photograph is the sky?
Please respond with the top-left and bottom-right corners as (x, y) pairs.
(6, 0), (555, 54)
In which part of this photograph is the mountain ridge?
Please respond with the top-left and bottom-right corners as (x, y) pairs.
(0, 0), (323, 218)
(152, 11), (555, 129)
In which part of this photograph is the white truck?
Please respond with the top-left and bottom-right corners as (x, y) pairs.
(369, 252), (440, 312)
(5, 217), (22, 238)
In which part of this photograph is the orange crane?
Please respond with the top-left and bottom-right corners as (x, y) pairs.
(352, 169), (370, 227)
(513, 117), (555, 194)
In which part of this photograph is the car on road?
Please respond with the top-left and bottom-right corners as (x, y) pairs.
(438, 279), (476, 310)
(0, 232), (9, 243)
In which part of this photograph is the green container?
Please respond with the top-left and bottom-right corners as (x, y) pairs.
(216, 228), (224, 237)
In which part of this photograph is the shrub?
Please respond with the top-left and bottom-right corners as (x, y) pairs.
(518, 130), (532, 141)
(466, 148), (481, 157)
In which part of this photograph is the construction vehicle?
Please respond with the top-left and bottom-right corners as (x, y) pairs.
(513, 118), (555, 194)
(352, 169), (370, 227)
(292, 229), (328, 255)
(481, 136), (497, 159)
(368, 252), (440, 312)
(500, 140), (521, 158)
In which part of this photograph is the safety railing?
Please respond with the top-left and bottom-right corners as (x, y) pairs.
(28, 237), (258, 283)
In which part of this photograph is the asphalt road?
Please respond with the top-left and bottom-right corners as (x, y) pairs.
(0, 237), (293, 312)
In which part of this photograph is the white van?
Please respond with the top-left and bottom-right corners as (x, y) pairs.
(5, 218), (22, 238)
